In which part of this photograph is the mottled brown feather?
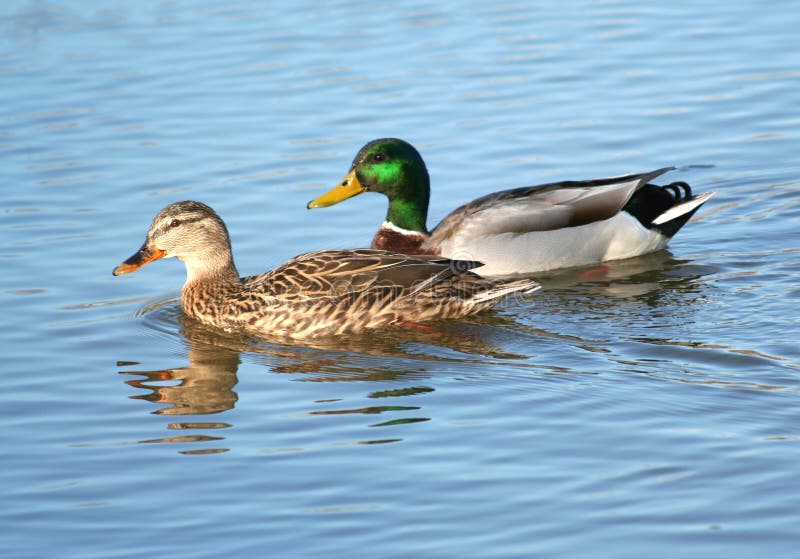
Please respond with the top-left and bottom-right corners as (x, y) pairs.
(116, 203), (539, 339)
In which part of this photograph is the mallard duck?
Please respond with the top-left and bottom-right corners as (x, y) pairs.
(307, 138), (715, 276)
(113, 201), (539, 338)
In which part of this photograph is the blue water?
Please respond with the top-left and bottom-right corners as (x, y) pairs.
(2, 1), (799, 557)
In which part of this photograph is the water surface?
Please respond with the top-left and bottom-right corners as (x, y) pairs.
(1, 1), (799, 558)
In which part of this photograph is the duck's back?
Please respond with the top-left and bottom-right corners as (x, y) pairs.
(425, 169), (712, 275)
(238, 249), (538, 338)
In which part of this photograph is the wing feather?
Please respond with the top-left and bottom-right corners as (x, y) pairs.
(430, 168), (674, 241)
(246, 249), (485, 301)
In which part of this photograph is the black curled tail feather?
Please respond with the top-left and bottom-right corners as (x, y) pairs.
(623, 179), (700, 237)
(663, 181), (692, 201)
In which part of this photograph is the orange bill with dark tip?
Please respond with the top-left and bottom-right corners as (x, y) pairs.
(113, 240), (166, 276)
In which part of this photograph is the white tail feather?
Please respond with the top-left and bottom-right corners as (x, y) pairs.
(652, 191), (716, 225)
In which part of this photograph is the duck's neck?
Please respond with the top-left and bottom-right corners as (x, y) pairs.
(386, 197), (428, 233)
(180, 256), (242, 322)
(383, 166), (430, 234)
(183, 253), (240, 286)
(379, 176), (432, 251)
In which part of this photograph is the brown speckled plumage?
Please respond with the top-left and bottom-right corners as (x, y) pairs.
(114, 201), (539, 339)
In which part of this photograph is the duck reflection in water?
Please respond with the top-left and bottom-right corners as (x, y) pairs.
(528, 250), (713, 307)
(116, 249), (713, 453)
(116, 304), (533, 452)
(119, 316), (240, 416)
(121, 308), (528, 396)
(119, 249), (713, 398)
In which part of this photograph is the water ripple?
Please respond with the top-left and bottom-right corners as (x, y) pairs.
(2, 1), (800, 558)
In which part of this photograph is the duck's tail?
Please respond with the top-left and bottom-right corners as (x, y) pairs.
(651, 190), (715, 237)
(624, 180), (715, 238)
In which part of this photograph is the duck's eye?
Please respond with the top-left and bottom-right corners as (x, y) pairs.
(169, 219), (182, 228)
(373, 153), (385, 162)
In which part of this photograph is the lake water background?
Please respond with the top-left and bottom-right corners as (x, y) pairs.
(1, 1), (799, 557)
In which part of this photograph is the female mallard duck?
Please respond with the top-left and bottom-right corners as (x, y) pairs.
(307, 138), (715, 276)
(113, 201), (539, 339)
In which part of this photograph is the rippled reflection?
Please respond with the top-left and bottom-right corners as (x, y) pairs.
(532, 251), (713, 303)
(115, 248), (786, 456)
(119, 317), (240, 416)
(117, 308), (532, 452)
(117, 317), (242, 454)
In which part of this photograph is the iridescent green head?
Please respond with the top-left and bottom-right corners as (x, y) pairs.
(308, 138), (431, 233)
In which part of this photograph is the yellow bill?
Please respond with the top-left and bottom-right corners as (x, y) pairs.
(307, 169), (366, 209)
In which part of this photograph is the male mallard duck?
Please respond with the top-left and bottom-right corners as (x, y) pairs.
(307, 138), (715, 276)
(113, 201), (539, 338)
